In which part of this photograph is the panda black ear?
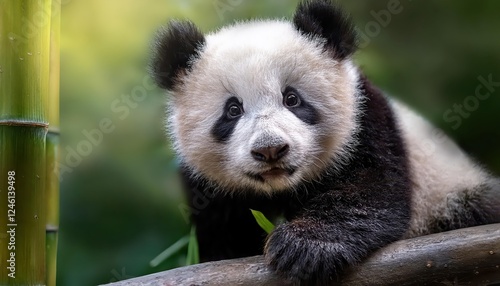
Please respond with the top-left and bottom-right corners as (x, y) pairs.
(293, 0), (357, 60)
(150, 20), (206, 90)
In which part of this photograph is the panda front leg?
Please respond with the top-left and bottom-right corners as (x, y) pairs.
(264, 190), (411, 284)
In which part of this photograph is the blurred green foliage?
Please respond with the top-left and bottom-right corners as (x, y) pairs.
(59, 0), (500, 285)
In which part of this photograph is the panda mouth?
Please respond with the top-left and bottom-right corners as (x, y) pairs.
(247, 167), (296, 182)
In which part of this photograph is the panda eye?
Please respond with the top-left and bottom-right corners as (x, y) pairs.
(227, 103), (243, 119)
(283, 91), (301, 107)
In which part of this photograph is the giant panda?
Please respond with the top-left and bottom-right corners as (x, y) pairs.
(150, 0), (500, 284)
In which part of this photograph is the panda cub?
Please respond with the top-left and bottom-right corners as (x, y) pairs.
(151, 0), (500, 284)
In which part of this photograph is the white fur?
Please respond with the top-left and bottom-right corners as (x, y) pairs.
(168, 20), (361, 194)
(391, 100), (492, 237)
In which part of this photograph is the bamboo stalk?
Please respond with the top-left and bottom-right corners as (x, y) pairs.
(45, 132), (58, 286)
(0, 0), (53, 284)
(46, 0), (61, 285)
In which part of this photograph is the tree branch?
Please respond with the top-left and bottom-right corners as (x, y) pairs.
(103, 223), (500, 286)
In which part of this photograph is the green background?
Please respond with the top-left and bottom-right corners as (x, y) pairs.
(59, 1), (500, 285)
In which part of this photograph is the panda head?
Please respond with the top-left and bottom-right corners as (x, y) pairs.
(151, 0), (361, 194)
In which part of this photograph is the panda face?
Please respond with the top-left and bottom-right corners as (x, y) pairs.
(168, 20), (361, 194)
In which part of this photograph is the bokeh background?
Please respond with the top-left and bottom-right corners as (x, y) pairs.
(59, 0), (500, 285)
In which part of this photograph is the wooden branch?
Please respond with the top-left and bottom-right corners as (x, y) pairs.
(102, 224), (500, 286)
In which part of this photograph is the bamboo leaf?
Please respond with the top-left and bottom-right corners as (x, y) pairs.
(186, 226), (199, 265)
(250, 209), (275, 234)
(149, 235), (189, 268)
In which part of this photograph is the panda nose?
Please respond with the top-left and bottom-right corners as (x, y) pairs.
(251, 144), (289, 162)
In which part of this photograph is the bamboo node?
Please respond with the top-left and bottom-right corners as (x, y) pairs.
(0, 120), (49, 129)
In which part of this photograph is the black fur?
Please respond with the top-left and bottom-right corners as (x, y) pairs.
(283, 86), (320, 125)
(181, 76), (412, 284)
(293, 0), (357, 60)
(211, 97), (244, 142)
(181, 169), (285, 261)
(150, 20), (205, 90)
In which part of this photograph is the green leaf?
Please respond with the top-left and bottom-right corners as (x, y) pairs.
(250, 209), (275, 234)
(149, 235), (189, 267)
(186, 225), (200, 265)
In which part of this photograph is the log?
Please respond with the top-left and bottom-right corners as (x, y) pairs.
(102, 224), (500, 286)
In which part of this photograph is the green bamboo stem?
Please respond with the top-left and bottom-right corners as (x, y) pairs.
(45, 132), (58, 286)
(0, 0), (53, 285)
(46, 1), (61, 285)
(0, 127), (47, 284)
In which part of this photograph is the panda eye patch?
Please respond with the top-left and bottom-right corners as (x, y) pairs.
(227, 102), (243, 119)
(283, 88), (301, 107)
(282, 87), (319, 125)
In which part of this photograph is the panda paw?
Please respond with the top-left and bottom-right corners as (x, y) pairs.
(264, 222), (353, 285)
